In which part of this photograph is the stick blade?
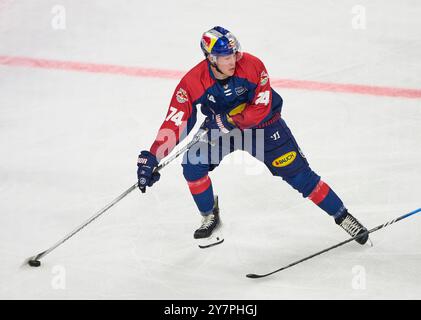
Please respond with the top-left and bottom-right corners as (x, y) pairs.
(21, 251), (44, 269)
(20, 255), (36, 269)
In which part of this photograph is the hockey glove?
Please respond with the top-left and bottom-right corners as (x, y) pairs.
(202, 113), (236, 139)
(137, 150), (161, 193)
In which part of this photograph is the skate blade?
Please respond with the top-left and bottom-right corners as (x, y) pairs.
(197, 229), (224, 249)
(198, 238), (224, 249)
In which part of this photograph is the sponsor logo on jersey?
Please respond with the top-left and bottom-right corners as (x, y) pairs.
(270, 131), (281, 141)
(260, 71), (269, 86)
(235, 86), (247, 96)
(138, 158), (148, 165)
(228, 103), (246, 116)
(207, 94), (216, 103)
(272, 151), (297, 167)
(176, 88), (188, 103)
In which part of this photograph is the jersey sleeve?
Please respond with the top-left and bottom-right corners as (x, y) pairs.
(149, 80), (196, 161)
(229, 58), (272, 130)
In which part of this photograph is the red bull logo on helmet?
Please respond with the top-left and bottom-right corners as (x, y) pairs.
(201, 33), (218, 55)
(201, 26), (240, 57)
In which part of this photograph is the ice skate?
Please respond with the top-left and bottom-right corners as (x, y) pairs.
(194, 196), (224, 248)
(335, 210), (369, 245)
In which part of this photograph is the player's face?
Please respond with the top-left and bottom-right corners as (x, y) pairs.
(216, 53), (237, 76)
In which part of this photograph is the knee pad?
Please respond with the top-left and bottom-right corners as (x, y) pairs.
(181, 153), (210, 182)
(182, 162), (209, 182)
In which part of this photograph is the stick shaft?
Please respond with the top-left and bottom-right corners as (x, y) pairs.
(34, 183), (139, 260)
(29, 129), (208, 262)
(249, 207), (421, 278)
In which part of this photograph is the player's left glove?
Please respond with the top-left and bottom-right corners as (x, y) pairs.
(202, 113), (236, 135)
(137, 151), (161, 193)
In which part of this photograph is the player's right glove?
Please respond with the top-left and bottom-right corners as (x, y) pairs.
(202, 113), (235, 134)
(201, 113), (236, 142)
(137, 150), (161, 193)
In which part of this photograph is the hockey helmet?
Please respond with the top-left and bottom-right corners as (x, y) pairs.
(200, 26), (242, 62)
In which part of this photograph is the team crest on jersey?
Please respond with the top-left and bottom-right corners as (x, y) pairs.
(260, 71), (269, 86)
(235, 86), (247, 96)
(176, 88), (188, 103)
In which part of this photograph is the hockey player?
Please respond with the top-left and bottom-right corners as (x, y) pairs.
(137, 26), (369, 245)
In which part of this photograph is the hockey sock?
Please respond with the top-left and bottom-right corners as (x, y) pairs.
(308, 180), (346, 218)
(186, 175), (215, 215)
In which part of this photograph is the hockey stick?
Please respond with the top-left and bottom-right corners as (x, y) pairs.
(23, 129), (209, 267)
(246, 207), (421, 279)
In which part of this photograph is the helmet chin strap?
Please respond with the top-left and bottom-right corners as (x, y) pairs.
(209, 56), (229, 78)
(212, 62), (227, 77)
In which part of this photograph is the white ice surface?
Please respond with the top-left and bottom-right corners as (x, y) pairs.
(0, 0), (420, 299)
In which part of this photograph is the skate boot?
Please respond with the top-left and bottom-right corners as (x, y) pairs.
(194, 196), (224, 248)
(335, 210), (369, 245)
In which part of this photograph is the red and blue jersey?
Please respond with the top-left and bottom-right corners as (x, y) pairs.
(150, 52), (283, 160)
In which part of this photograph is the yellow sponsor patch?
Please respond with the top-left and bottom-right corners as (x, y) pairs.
(272, 151), (297, 167)
(228, 103), (246, 116)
